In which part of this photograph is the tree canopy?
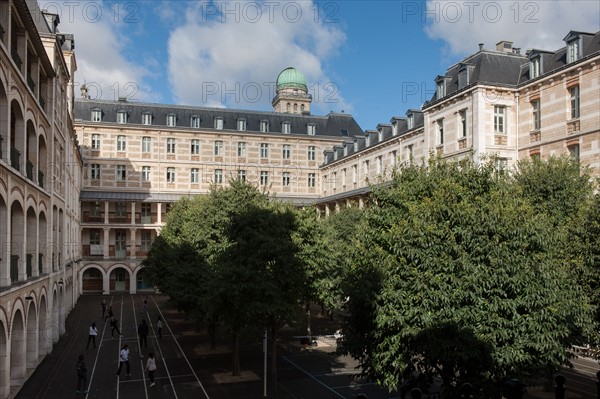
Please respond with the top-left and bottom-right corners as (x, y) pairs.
(339, 158), (595, 397)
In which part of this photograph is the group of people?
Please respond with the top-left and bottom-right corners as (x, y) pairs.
(76, 297), (162, 394)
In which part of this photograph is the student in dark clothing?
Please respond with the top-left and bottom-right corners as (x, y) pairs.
(101, 299), (107, 319)
(104, 306), (113, 323)
(138, 319), (149, 348)
(110, 318), (122, 337)
(76, 354), (88, 394)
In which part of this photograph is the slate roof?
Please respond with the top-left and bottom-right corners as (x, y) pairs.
(74, 99), (363, 139)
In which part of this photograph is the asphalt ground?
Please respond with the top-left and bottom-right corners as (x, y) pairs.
(15, 295), (398, 399)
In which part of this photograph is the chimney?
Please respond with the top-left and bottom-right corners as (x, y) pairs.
(512, 47), (521, 55)
(478, 43), (484, 51)
(496, 41), (514, 53)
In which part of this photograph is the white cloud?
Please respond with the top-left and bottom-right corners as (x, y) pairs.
(424, 0), (600, 56)
(38, 1), (159, 102)
(167, 0), (351, 114)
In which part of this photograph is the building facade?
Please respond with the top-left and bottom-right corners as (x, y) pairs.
(0, 1), (81, 398)
(318, 31), (600, 212)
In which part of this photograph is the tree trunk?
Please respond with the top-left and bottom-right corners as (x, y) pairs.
(269, 326), (278, 399)
(232, 328), (241, 376)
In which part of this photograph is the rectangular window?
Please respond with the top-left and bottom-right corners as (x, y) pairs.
(437, 81), (445, 99)
(166, 167), (176, 183)
(570, 86), (580, 119)
(214, 169), (223, 184)
(142, 113), (152, 126)
(391, 150), (397, 167)
(191, 139), (200, 154)
(260, 120), (269, 133)
(166, 114), (176, 127)
(90, 230), (101, 245)
(308, 173), (315, 187)
(141, 203), (151, 217)
(407, 144), (414, 160)
(142, 136), (151, 152)
(460, 110), (467, 138)
(282, 172), (291, 186)
(307, 146), (316, 161)
(282, 122), (291, 134)
(237, 142), (247, 157)
(376, 156), (383, 174)
(532, 100), (541, 130)
(282, 144), (291, 159)
(214, 117), (223, 130)
(568, 144), (580, 161)
(494, 106), (505, 134)
(307, 124), (316, 135)
(214, 140), (223, 156)
(141, 230), (152, 251)
(567, 40), (580, 63)
(352, 165), (357, 184)
(191, 116), (200, 128)
(141, 166), (150, 182)
(117, 111), (127, 124)
(530, 58), (540, 79)
(90, 203), (101, 217)
(238, 170), (246, 181)
(90, 164), (100, 180)
(364, 160), (369, 175)
(260, 171), (269, 186)
(91, 109), (102, 122)
(237, 119), (246, 131)
(167, 138), (176, 154)
(437, 120), (444, 145)
(115, 202), (127, 217)
(117, 135), (126, 151)
(116, 165), (126, 181)
(260, 143), (269, 158)
(91, 134), (101, 149)
(191, 168), (199, 183)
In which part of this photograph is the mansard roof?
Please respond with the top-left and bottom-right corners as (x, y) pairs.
(74, 99), (363, 138)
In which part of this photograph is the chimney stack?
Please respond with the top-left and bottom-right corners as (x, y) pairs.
(478, 43), (484, 51)
(496, 41), (514, 53)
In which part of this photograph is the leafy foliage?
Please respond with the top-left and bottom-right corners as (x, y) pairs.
(339, 158), (594, 397)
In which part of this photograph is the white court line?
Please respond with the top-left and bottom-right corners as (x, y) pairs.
(151, 296), (211, 399)
(85, 295), (114, 399)
(281, 356), (346, 399)
(130, 295), (149, 398)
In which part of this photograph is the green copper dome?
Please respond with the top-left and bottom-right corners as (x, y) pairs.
(276, 67), (308, 92)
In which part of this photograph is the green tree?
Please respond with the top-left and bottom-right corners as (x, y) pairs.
(339, 158), (593, 397)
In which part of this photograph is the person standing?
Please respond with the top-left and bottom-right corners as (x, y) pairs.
(138, 319), (149, 349)
(145, 352), (157, 387)
(86, 322), (98, 349)
(110, 318), (122, 338)
(156, 317), (162, 339)
(101, 299), (107, 319)
(76, 354), (88, 394)
(142, 297), (148, 315)
(104, 306), (113, 323)
(116, 344), (130, 376)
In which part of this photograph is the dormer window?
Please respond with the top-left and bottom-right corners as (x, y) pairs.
(117, 110), (127, 124)
(214, 116), (223, 130)
(306, 123), (316, 136)
(530, 56), (541, 79)
(435, 76), (448, 100)
(260, 120), (269, 133)
(166, 114), (176, 127)
(282, 121), (291, 134)
(142, 112), (152, 126)
(567, 38), (581, 63)
(191, 115), (201, 128)
(407, 114), (414, 130)
(237, 118), (246, 131)
(378, 130), (383, 142)
(91, 108), (102, 122)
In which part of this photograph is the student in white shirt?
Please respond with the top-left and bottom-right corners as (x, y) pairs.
(145, 352), (157, 387)
(86, 322), (98, 349)
(116, 344), (130, 376)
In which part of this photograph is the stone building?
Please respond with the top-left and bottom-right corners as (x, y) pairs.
(0, 1), (81, 397)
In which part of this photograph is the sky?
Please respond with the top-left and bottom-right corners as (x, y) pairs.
(36, 0), (600, 130)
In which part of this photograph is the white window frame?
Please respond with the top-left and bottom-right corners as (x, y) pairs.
(459, 110), (467, 138)
(282, 121), (291, 134)
(142, 113), (152, 126)
(260, 143), (269, 158)
(116, 165), (126, 181)
(567, 39), (580, 63)
(191, 168), (199, 183)
(90, 164), (100, 180)
(91, 109), (102, 122)
(142, 136), (151, 152)
(308, 173), (315, 187)
(214, 140), (223, 156)
(117, 111), (127, 124)
(282, 144), (291, 159)
(237, 169), (246, 181)
(437, 120), (444, 145)
(570, 86), (580, 119)
(117, 135), (126, 151)
(141, 166), (151, 182)
(282, 172), (291, 186)
(307, 124), (316, 136)
(530, 57), (540, 79)
(167, 138), (176, 154)
(494, 106), (506, 134)
(91, 134), (101, 150)
(191, 116), (200, 128)
(532, 100), (541, 130)
(214, 117), (223, 130)
(237, 119), (246, 131)
(260, 171), (269, 186)
(237, 142), (247, 157)
(307, 146), (316, 161)
(166, 114), (176, 127)
(191, 139), (200, 155)
(260, 120), (269, 133)
(214, 169), (223, 184)
(166, 167), (176, 183)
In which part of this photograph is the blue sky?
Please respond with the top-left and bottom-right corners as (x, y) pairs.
(38, 0), (599, 130)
